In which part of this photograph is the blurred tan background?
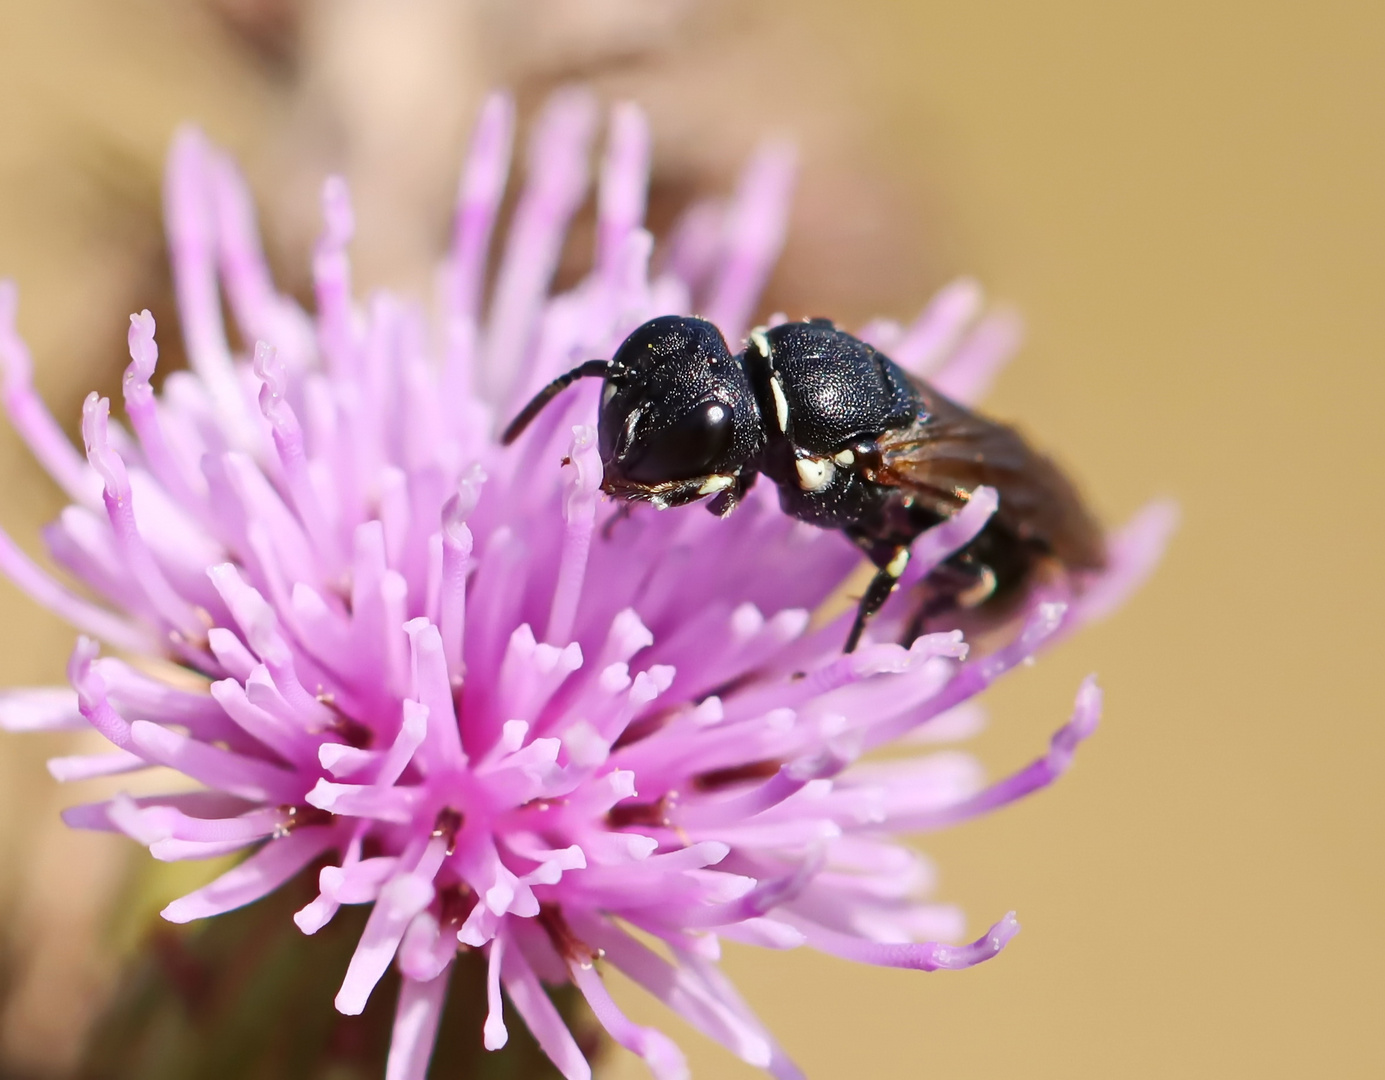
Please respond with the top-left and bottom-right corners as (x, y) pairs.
(0, 1), (1380, 1078)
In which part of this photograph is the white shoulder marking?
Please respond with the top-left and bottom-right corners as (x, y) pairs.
(697, 474), (735, 495)
(622, 405), (642, 445)
(749, 326), (772, 359)
(769, 374), (790, 433)
(833, 448), (855, 466)
(795, 456), (836, 492)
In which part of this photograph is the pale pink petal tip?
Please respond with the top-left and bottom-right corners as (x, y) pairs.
(705, 139), (797, 342)
(0, 688), (83, 733)
(1076, 498), (1180, 624)
(0, 90), (1169, 1080)
(461, 93), (516, 208)
(894, 276), (985, 374)
(952, 911), (1022, 968)
(126, 310), (158, 379)
(320, 175), (356, 247)
(932, 307), (1024, 405)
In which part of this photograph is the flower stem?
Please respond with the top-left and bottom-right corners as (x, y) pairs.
(76, 871), (600, 1080)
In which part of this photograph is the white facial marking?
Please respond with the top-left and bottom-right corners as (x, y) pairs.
(833, 449), (855, 466)
(698, 474), (735, 495)
(770, 375), (790, 433)
(750, 326), (772, 359)
(795, 456), (835, 492)
(602, 382), (618, 407)
(886, 548), (911, 578)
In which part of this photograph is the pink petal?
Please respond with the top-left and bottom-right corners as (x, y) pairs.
(569, 961), (689, 1080)
(483, 933), (508, 1050)
(384, 972), (451, 1080)
(501, 943), (592, 1080)
(162, 827), (336, 923)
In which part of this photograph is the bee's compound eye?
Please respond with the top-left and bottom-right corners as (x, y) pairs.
(621, 400), (735, 483)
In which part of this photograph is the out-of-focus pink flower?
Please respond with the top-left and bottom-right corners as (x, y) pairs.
(0, 91), (1173, 1080)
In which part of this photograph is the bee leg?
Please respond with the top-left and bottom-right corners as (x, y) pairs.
(600, 502), (635, 539)
(901, 591), (955, 647)
(844, 545), (910, 653)
(705, 471), (756, 518)
(900, 557), (998, 645)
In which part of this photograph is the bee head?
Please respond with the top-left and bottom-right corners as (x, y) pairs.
(502, 316), (764, 512)
(595, 316), (762, 508)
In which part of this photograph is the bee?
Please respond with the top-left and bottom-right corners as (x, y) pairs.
(502, 315), (1106, 652)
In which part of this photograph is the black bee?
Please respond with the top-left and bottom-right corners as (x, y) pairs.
(502, 315), (1106, 652)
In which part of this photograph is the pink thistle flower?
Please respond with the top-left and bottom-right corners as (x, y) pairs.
(0, 90), (1174, 1080)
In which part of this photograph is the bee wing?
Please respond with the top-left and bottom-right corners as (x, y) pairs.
(875, 382), (1108, 571)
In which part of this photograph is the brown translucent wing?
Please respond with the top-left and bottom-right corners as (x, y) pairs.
(874, 379), (1108, 571)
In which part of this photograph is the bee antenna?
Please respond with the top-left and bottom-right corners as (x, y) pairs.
(501, 360), (615, 445)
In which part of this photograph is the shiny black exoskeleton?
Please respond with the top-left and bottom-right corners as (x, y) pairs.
(502, 315), (1106, 652)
